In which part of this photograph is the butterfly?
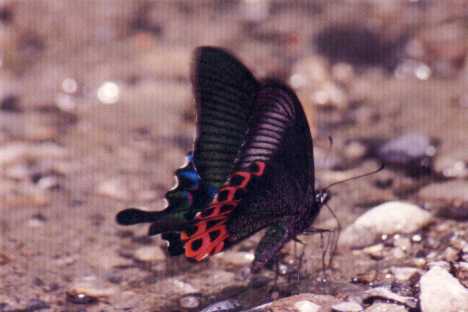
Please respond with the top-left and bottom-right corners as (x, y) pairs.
(116, 46), (330, 273)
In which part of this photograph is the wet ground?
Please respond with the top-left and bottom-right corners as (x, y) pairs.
(1, 1), (468, 311)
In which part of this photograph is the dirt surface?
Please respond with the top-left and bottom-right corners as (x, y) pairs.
(1, 1), (468, 311)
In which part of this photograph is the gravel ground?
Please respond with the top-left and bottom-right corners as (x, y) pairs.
(1, 1), (468, 311)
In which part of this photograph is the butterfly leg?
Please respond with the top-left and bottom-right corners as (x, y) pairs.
(251, 223), (291, 274)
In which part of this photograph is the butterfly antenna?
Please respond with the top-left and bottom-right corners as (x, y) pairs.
(323, 162), (385, 191)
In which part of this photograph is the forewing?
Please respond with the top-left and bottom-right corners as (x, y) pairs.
(234, 79), (314, 188)
(192, 47), (259, 188)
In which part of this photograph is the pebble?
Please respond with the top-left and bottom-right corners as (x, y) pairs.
(391, 247), (406, 259)
(345, 140), (368, 161)
(217, 251), (254, 266)
(199, 299), (241, 312)
(0, 142), (66, 167)
(155, 278), (199, 295)
(393, 236), (411, 252)
(449, 236), (467, 250)
(0, 94), (21, 112)
(363, 244), (385, 260)
(377, 133), (434, 173)
(359, 287), (417, 309)
(87, 249), (129, 270)
(352, 269), (378, 284)
(390, 267), (423, 281)
(179, 295), (200, 309)
(443, 246), (460, 262)
(418, 180), (468, 219)
(0, 143), (29, 166)
(332, 301), (363, 312)
(434, 149), (468, 178)
(68, 276), (117, 304)
(419, 266), (468, 312)
(268, 294), (340, 312)
(365, 303), (408, 312)
(134, 246), (165, 262)
(290, 56), (348, 110)
(25, 299), (50, 311)
(97, 177), (131, 200)
(294, 300), (321, 312)
(339, 201), (432, 248)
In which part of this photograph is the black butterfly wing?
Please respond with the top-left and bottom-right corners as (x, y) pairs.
(117, 47), (259, 256)
(192, 46), (260, 188)
(227, 79), (315, 241)
(182, 80), (316, 262)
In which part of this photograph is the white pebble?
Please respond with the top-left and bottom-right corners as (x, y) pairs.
(420, 266), (468, 312)
(339, 201), (432, 248)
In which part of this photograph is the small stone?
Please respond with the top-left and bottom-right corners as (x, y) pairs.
(411, 234), (422, 243)
(363, 244), (385, 260)
(134, 246), (165, 262)
(358, 287), (417, 309)
(418, 180), (468, 219)
(0, 253), (11, 265)
(156, 278), (199, 295)
(352, 270), (378, 284)
(199, 299), (241, 312)
(0, 94), (21, 112)
(68, 276), (116, 304)
(25, 299), (50, 311)
(269, 294), (339, 312)
(392, 248), (407, 259)
(365, 302), (408, 312)
(390, 267), (423, 281)
(420, 266), (468, 312)
(294, 300), (320, 312)
(87, 249), (129, 270)
(393, 236), (411, 252)
(450, 236), (467, 250)
(97, 177), (131, 200)
(339, 201), (432, 248)
(413, 258), (427, 268)
(345, 140), (367, 161)
(0, 143), (28, 166)
(443, 247), (460, 262)
(434, 149), (468, 178)
(332, 301), (363, 312)
(27, 214), (46, 228)
(377, 133), (435, 167)
(217, 251), (254, 266)
(179, 295), (200, 309)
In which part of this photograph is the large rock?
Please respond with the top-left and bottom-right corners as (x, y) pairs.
(420, 266), (468, 312)
(339, 201), (432, 248)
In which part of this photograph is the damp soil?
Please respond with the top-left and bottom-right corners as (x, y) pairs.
(0, 1), (468, 311)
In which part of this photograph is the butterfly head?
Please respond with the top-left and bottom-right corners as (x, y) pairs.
(315, 189), (331, 207)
